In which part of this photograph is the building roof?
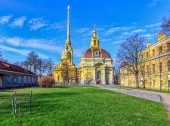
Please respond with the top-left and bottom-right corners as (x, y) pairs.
(82, 48), (112, 59)
(0, 61), (35, 75)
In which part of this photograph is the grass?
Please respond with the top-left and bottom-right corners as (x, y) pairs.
(0, 85), (169, 126)
(114, 85), (170, 93)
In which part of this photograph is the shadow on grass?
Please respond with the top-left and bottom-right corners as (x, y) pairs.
(0, 91), (80, 118)
(0, 89), (15, 92)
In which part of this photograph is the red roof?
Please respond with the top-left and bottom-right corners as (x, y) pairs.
(0, 61), (35, 75)
(83, 48), (112, 59)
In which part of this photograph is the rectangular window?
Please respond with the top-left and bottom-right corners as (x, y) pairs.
(152, 64), (155, 73)
(146, 65), (149, 73)
(168, 80), (170, 87)
(152, 80), (155, 86)
(24, 76), (27, 83)
(32, 77), (34, 83)
(167, 43), (170, 51)
(28, 76), (30, 83)
(168, 61), (170, 72)
(146, 52), (149, 58)
(159, 62), (162, 73)
(14, 76), (17, 83)
(18, 76), (21, 84)
(159, 80), (162, 86)
(159, 46), (162, 54)
(152, 49), (155, 57)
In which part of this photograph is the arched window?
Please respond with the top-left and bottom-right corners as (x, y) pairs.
(167, 61), (170, 72)
(94, 40), (96, 46)
(97, 71), (101, 79)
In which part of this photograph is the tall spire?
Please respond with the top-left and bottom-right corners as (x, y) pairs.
(91, 28), (100, 48)
(66, 5), (70, 43)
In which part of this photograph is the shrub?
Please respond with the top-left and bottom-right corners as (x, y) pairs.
(39, 76), (55, 88)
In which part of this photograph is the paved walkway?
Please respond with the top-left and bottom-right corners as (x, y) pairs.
(95, 85), (170, 118)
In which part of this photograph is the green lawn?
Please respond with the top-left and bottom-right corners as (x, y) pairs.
(0, 86), (169, 126)
(114, 85), (170, 93)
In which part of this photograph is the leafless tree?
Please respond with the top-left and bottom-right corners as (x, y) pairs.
(26, 51), (39, 74)
(160, 17), (170, 35)
(46, 58), (54, 76)
(15, 51), (54, 76)
(37, 58), (48, 77)
(114, 66), (120, 84)
(117, 34), (145, 88)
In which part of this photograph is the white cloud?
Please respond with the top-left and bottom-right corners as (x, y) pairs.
(104, 26), (134, 36)
(148, 0), (161, 8)
(131, 29), (146, 33)
(145, 22), (161, 28)
(1, 36), (63, 53)
(121, 32), (130, 35)
(0, 15), (12, 24)
(74, 48), (84, 57)
(0, 44), (30, 56)
(0, 44), (48, 59)
(75, 28), (90, 34)
(143, 33), (155, 40)
(112, 40), (122, 44)
(10, 16), (26, 28)
(49, 22), (65, 31)
(29, 18), (48, 30)
(25, 39), (63, 53)
(100, 38), (113, 42)
(1, 37), (22, 46)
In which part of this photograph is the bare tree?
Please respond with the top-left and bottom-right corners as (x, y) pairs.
(26, 51), (39, 74)
(117, 34), (145, 88)
(46, 58), (54, 76)
(161, 17), (170, 35)
(14, 51), (54, 76)
(21, 60), (30, 70)
(37, 58), (48, 77)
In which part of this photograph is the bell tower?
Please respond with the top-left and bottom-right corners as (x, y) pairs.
(90, 29), (100, 48)
(61, 5), (73, 64)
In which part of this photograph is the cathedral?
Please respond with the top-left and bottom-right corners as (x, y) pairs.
(79, 30), (114, 84)
(53, 6), (114, 85)
(53, 6), (77, 84)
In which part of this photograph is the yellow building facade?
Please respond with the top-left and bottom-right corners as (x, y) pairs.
(53, 6), (114, 85)
(79, 30), (114, 84)
(120, 34), (170, 90)
(53, 6), (76, 83)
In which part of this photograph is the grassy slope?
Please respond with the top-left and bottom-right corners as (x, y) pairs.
(0, 86), (169, 126)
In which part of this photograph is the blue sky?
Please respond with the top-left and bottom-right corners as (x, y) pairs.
(0, 0), (170, 66)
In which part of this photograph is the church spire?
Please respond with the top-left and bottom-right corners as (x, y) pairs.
(61, 5), (73, 63)
(90, 27), (100, 48)
(66, 5), (71, 43)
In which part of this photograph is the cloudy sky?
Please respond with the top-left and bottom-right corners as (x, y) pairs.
(0, 0), (170, 66)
